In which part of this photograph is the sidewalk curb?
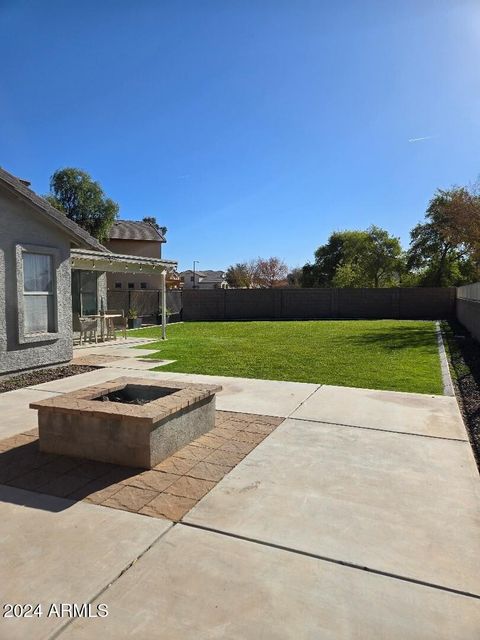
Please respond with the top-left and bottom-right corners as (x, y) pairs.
(436, 321), (455, 397)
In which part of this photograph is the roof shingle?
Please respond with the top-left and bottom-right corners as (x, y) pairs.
(108, 220), (165, 242)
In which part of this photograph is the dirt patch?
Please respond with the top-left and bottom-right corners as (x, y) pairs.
(0, 365), (98, 394)
(441, 320), (480, 470)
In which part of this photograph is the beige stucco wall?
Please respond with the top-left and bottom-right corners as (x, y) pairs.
(106, 272), (164, 291)
(104, 239), (164, 290)
(104, 239), (162, 259)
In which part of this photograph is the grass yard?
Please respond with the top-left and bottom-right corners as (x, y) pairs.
(131, 320), (443, 394)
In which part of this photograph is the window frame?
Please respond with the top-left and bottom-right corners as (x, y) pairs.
(16, 243), (60, 344)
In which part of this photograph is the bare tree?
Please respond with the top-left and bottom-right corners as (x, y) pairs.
(254, 257), (288, 288)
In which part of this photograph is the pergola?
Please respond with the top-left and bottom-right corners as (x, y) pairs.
(71, 248), (178, 340)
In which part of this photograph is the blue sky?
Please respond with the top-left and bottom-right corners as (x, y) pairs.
(1, 1), (480, 271)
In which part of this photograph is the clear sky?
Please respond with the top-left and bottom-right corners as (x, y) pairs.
(1, 1), (480, 271)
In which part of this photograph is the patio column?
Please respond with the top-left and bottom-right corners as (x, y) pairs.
(161, 270), (167, 340)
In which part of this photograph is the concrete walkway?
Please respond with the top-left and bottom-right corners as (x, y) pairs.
(1, 354), (479, 639)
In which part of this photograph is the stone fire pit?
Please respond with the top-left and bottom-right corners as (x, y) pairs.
(29, 377), (222, 468)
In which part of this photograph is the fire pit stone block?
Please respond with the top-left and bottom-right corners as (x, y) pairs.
(29, 377), (222, 469)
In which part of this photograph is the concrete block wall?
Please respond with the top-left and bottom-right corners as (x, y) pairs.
(182, 287), (456, 322)
(457, 283), (480, 342)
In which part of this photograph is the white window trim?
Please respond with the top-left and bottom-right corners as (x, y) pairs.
(16, 243), (61, 344)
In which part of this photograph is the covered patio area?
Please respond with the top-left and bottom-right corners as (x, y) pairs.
(70, 248), (178, 343)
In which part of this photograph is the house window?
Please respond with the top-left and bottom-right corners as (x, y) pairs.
(190, 276), (194, 282)
(140, 282), (147, 289)
(115, 282), (122, 289)
(22, 252), (55, 334)
(128, 282), (135, 289)
(71, 270), (98, 317)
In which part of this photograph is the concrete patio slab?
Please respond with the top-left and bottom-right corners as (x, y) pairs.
(74, 347), (160, 358)
(185, 417), (480, 596)
(290, 384), (467, 439)
(133, 371), (321, 417)
(0, 389), (60, 440)
(61, 524), (480, 640)
(0, 486), (171, 640)
(93, 357), (176, 370)
(26, 366), (162, 393)
(73, 337), (155, 351)
(28, 368), (320, 417)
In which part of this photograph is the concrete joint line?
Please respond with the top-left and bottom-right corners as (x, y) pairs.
(291, 416), (469, 443)
(286, 385), (322, 419)
(25, 386), (70, 395)
(48, 522), (175, 640)
(436, 320), (455, 397)
(181, 522), (480, 601)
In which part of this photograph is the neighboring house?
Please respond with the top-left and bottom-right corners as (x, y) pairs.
(180, 270), (228, 290)
(103, 221), (182, 290)
(0, 168), (177, 376)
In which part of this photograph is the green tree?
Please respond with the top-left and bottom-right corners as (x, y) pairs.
(407, 187), (480, 286)
(302, 226), (403, 288)
(226, 262), (255, 288)
(142, 216), (167, 235)
(287, 267), (303, 287)
(46, 168), (119, 242)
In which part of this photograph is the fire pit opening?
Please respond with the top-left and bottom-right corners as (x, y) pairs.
(94, 384), (177, 406)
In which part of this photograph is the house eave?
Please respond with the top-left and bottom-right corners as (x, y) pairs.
(71, 248), (177, 275)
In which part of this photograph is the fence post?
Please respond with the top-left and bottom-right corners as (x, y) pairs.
(392, 288), (400, 318)
(330, 289), (338, 317)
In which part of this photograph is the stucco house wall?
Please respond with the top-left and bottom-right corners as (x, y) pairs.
(0, 189), (73, 375)
(104, 239), (162, 259)
(104, 239), (164, 290)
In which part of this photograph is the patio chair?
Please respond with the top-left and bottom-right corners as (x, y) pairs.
(73, 313), (98, 345)
(105, 309), (128, 340)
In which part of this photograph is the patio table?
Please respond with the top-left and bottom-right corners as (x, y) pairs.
(85, 314), (122, 341)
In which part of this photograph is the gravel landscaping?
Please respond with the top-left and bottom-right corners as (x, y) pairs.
(0, 365), (98, 394)
(442, 320), (480, 468)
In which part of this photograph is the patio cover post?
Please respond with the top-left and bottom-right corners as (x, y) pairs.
(161, 270), (167, 340)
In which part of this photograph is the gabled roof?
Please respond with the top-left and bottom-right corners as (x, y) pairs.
(0, 167), (106, 252)
(108, 220), (165, 242)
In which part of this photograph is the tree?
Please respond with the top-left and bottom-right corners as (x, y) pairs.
(255, 257), (288, 288)
(287, 267), (303, 287)
(143, 216), (167, 236)
(46, 168), (118, 242)
(364, 225), (404, 288)
(226, 262), (254, 288)
(226, 257), (288, 288)
(302, 226), (403, 288)
(407, 187), (480, 286)
(225, 260), (259, 288)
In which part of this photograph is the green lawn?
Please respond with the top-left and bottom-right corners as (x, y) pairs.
(131, 320), (443, 394)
